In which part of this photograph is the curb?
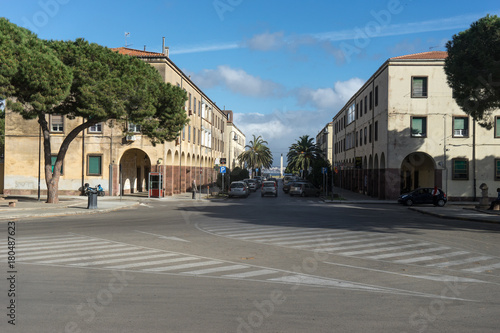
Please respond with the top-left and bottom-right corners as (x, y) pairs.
(408, 207), (500, 224)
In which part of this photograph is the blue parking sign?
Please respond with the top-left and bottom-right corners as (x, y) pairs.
(220, 166), (226, 174)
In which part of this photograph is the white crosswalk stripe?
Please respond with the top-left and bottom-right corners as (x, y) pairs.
(198, 222), (500, 274)
(182, 264), (248, 275)
(107, 256), (199, 269)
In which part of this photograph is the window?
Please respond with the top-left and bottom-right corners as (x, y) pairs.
(411, 117), (427, 137)
(347, 103), (356, 124)
(356, 132), (359, 147)
(88, 123), (102, 133)
(188, 93), (192, 110)
(364, 127), (367, 145)
(356, 104), (359, 119)
(495, 159), (500, 181)
(452, 158), (468, 180)
(364, 96), (367, 114)
(412, 77), (428, 98)
(128, 123), (141, 133)
(359, 129), (363, 146)
(495, 117), (500, 138)
(193, 128), (196, 144)
(375, 86), (379, 107)
(194, 97), (197, 114)
(369, 91), (373, 110)
(453, 116), (469, 137)
(369, 124), (372, 143)
(360, 100), (363, 117)
(51, 155), (63, 175)
(50, 115), (64, 133)
(87, 155), (102, 176)
(182, 127), (185, 141)
(188, 125), (191, 141)
(374, 121), (378, 141)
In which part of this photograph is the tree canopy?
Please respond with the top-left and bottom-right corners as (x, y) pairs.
(445, 14), (500, 128)
(1, 19), (188, 203)
(237, 135), (273, 175)
(286, 135), (323, 178)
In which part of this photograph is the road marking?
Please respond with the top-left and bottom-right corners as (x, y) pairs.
(17, 244), (128, 257)
(182, 264), (248, 275)
(267, 231), (363, 244)
(134, 230), (190, 242)
(37, 249), (152, 264)
(336, 241), (424, 256)
(18, 238), (103, 248)
(107, 256), (199, 269)
(18, 241), (110, 252)
(143, 260), (222, 272)
(223, 269), (278, 278)
(19, 245), (130, 260)
(70, 253), (180, 267)
(238, 230), (334, 240)
(364, 246), (450, 260)
(426, 256), (495, 268)
(462, 262), (500, 273)
(297, 236), (396, 249)
(393, 251), (470, 264)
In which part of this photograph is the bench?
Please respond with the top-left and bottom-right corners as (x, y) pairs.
(0, 197), (18, 208)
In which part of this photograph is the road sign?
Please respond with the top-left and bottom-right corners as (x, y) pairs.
(334, 166), (339, 174)
(220, 158), (227, 165)
(220, 166), (226, 174)
(321, 167), (327, 174)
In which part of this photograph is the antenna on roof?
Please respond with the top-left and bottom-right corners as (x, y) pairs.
(125, 32), (131, 47)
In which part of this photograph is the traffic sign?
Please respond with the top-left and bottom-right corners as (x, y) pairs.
(220, 158), (227, 165)
(220, 166), (226, 174)
(321, 167), (327, 174)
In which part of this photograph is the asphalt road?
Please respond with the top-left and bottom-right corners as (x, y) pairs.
(2, 183), (500, 332)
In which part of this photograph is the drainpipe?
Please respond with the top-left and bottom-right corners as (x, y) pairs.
(473, 119), (476, 201)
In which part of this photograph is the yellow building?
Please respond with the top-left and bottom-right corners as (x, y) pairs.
(2, 45), (245, 197)
(331, 51), (500, 200)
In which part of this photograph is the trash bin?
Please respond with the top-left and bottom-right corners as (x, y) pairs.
(87, 191), (98, 209)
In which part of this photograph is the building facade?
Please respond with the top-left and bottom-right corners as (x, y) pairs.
(2, 45), (245, 197)
(223, 110), (246, 170)
(331, 51), (500, 200)
(316, 122), (333, 166)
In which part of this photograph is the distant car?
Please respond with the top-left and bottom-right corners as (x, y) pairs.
(261, 181), (278, 197)
(289, 182), (320, 197)
(398, 187), (447, 207)
(283, 179), (302, 193)
(228, 181), (249, 198)
(244, 179), (258, 192)
(253, 176), (263, 187)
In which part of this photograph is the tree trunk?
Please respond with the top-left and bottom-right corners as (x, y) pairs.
(39, 114), (96, 204)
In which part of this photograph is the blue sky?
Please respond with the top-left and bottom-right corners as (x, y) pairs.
(3, 0), (500, 165)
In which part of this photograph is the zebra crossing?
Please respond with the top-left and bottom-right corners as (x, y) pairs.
(197, 222), (500, 275)
(1, 233), (414, 294)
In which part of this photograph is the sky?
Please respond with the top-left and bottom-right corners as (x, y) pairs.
(2, 0), (500, 166)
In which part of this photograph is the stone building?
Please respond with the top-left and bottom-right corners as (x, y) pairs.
(2, 45), (245, 197)
(316, 122), (334, 166)
(331, 51), (500, 200)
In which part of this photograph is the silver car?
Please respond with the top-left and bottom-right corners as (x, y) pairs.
(228, 181), (249, 198)
(244, 179), (258, 192)
(261, 181), (278, 197)
(289, 182), (320, 197)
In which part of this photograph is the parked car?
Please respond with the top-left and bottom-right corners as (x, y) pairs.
(283, 175), (298, 186)
(398, 187), (447, 207)
(228, 181), (249, 198)
(283, 179), (302, 193)
(244, 179), (258, 192)
(289, 182), (320, 197)
(261, 181), (278, 197)
(253, 176), (263, 187)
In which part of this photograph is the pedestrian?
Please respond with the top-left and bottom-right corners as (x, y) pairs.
(192, 179), (197, 199)
(488, 188), (500, 210)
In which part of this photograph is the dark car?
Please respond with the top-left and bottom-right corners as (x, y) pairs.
(289, 182), (320, 197)
(398, 187), (447, 207)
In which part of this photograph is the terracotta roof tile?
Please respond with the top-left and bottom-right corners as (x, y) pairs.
(111, 47), (165, 57)
(391, 51), (448, 60)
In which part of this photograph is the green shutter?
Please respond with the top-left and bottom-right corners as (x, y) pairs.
(88, 156), (101, 175)
(412, 118), (423, 135)
(496, 118), (500, 137)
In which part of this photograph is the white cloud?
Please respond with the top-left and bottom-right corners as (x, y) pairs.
(189, 65), (285, 98)
(245, 31), (285, 51)
(296, 77), (365, 110)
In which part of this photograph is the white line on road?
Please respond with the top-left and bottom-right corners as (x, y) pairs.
(19, 244), (130, 260)
(336, 240), (424, 256)
(70, 253), (179, 267)
(223, 269), (278, 278)
(392, 251), (470, 264)
(106, 256), (199, 269)
(37, 249), (154, 264)
(462, 262), (500, 273)
(426, 256), (495, 268)
(364, 246), (450, 260)
(182, 264), (248, 275)
(143, 260), (223, 272)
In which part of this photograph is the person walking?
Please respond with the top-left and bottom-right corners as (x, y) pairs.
(192, 179), (197, 199)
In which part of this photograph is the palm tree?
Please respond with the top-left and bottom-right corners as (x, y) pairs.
(287, 135), (322, 177)
(237, 135), (273, 176)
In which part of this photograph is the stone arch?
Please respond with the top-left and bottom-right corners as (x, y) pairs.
(400, 152), (437, 194)
(119, 148), (151, 195)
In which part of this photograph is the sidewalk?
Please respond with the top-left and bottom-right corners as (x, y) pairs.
(0, 190), (499, 224)
(324, 188), (500, 224)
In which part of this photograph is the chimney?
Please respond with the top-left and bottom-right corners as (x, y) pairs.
(165, 46), (169, 58)
(162, 37), (165, 55)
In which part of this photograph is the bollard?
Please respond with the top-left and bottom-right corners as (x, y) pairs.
(477, 183), (490, 209)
